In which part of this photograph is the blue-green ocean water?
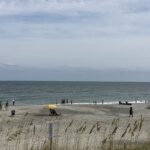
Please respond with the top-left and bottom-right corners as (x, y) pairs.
(0, 81), (150, 105)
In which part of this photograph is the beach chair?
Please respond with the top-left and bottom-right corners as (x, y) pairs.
(49, 109), (60, 116)
(11, 110), (15, 117)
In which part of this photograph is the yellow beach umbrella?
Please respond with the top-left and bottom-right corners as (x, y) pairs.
(43, 104), (57, 109)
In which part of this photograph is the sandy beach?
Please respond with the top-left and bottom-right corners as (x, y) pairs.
(0, 103), (150, 150)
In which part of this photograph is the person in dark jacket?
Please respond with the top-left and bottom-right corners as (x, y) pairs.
(129, 107), (133, 117)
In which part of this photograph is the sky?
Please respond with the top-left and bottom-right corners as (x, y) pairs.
(0, 0), (150, 81)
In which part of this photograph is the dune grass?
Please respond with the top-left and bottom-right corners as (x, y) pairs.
(40, 115), (148, 150)
(0, 114), (149, 150)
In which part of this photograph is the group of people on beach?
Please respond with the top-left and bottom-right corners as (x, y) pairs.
(0, 99), (15, 111)
(93, 100), (104, 104)
(61, 99), (72, 104)
(0, 101), (9, 110)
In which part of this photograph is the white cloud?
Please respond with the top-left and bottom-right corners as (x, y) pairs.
(0, 0), (149, 15)
(0, 0), (97, 15)
(0, 0), (150, 38)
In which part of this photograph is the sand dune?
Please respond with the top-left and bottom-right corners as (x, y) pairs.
(0, 103), (149, 150)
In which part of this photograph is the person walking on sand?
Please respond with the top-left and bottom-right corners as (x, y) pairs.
(129, 107), (133, 117)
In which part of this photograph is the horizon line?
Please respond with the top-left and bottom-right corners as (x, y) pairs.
(0, 80), (150, 83)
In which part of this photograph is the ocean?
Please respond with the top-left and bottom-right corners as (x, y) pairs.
(0, 81), (150, 105)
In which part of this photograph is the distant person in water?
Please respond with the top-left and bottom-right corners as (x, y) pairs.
(71, 100), (72, 104)
(61, 99), (65, 104)
(0, 101), (2, 110)
(5, 101), (9, 110)
(129, 107), (133, 117)
(93, 100), (97, 104)
(12, 99), (15, 106)
(102, 100), (104, 104)
(66, 99), (68, 104)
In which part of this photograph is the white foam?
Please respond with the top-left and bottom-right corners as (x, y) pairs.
(61, 100), (147, 105)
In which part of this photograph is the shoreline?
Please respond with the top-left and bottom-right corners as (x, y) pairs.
(5, 99), (148, 107)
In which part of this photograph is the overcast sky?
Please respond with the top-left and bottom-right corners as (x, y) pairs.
(0, 0), (150, 81)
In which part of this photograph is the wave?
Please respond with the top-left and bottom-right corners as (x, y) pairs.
(66, 100), (147, 105)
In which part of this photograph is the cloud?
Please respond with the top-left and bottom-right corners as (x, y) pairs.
(0, 0), (99, 15)
(0, 0), (149, 16)
(0, 62), (20, 70)
(0, 0), (150, 38)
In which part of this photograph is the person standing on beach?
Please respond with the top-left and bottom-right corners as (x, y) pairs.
(5, 101), (9, 110)
(129, 107), (133, 117)
(12, 99), (15, 106)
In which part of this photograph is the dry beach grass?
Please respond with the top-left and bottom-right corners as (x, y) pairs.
(0, 103), (150, 150)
